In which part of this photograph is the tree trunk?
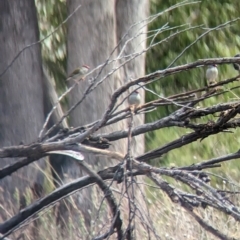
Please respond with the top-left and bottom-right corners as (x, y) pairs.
(116, 0), (149, 156)
(0, 0), (46, 224)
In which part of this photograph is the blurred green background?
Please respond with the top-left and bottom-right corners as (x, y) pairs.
(146, 0), (240, 179)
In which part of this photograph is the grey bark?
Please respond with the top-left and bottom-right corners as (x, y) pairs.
(116, 0), (149, 157)
(0, 0), (46, 222)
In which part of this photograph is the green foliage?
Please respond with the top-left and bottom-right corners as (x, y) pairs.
(35, 0), (67, 92)
(146, 0), (240, 172)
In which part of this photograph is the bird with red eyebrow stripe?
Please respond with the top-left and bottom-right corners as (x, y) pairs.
(206, 64), (218, 86)
(67, 65), (90, 82)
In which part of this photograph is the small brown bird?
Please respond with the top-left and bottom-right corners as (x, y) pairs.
(67, 65), (90, 81)
(128, 90), (141, 109)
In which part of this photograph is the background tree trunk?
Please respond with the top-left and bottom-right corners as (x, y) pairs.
(116, 0), (149, 157)
(0, 0), (46, 223)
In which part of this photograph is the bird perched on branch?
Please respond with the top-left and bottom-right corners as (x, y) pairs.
(67, 65), (90, 82)
(232, 54), (240, 74)
(206, 64), (218, 85)
(128, 90), (141, 111)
